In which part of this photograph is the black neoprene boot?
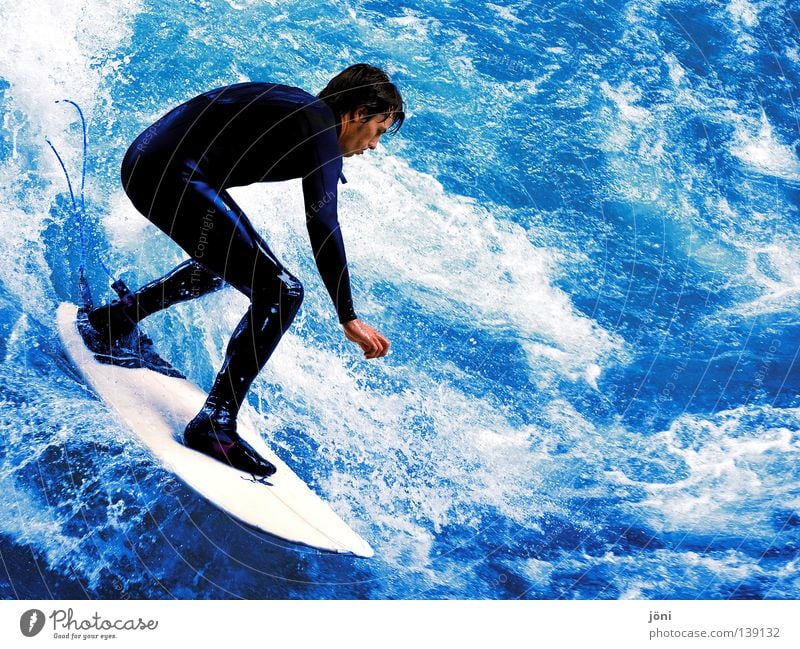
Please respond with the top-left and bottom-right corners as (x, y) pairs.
(184, 402), (276, 477)
(87, 297), (138, 342)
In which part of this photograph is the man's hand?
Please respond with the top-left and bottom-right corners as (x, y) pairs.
(342, 319), (390, 359)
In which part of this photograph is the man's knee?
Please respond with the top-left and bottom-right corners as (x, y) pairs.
(279, 272), (304, 315)
(187, 261), (225, 296)
(282, 272), (304, 302)
(252, 270), (304, 318)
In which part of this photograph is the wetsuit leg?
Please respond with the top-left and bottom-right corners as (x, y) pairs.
(99, 155), (303, 410)
(88, 260), (225, 340)
(109, 161), (302, 476)
(136, 172), (304, 410)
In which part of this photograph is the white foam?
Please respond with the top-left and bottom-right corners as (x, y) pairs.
(0, 205), (55, 323)
(600, 81), (652, 125)
(0, 0), (141, 145)
(633, 406), (800, 535)
(664, 53), (686, 86)
(487, 3), (526, 25)
(521, 557), (554, 588)
(730, 110), (800, 182)
(730, 243), (800, 316)
(0, 0), (143, 322)
(0, 349), (152, 590)
(385, 11), (435, 40)
(344, 154), (621, 375)
(584, 547), (771, 597)
(255, 330), (558, 534)
(727, 0), (759, 28)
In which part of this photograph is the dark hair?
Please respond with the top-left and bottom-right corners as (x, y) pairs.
(318, 64), (405, 134)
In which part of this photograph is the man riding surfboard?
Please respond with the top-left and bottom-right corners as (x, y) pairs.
(87, 64), (405, 477)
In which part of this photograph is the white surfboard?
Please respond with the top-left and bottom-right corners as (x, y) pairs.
(56, 302), (373, 558)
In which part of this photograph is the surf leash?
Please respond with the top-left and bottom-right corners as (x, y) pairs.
(46, 99), (132, 310)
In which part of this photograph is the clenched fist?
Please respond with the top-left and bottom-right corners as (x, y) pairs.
(342, 319), (390, 359)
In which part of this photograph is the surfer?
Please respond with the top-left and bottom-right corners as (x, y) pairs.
(87, 64), (404, 477)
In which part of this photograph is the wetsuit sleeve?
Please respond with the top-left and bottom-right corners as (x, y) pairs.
(302, 137), (357, 324)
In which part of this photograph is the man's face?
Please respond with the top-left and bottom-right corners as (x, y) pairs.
(338, 108), (394, 157)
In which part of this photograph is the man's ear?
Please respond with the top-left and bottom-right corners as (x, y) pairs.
(354, 106), (368, 122)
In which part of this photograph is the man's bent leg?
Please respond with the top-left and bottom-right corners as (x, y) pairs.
(205, 274), (304, 413)
(88, 260), (224, 342)
(184, 274), (303, 477)
(147, 178), (304, 476)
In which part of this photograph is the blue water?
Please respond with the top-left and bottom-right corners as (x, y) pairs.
(1, 0), (799, 599)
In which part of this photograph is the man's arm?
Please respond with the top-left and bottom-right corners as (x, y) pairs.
(302, 136), (389, 358)
(302, 154), (356, 324)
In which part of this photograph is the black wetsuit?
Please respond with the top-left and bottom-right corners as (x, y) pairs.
(90, 83), (356, 476)
(122, 82), (355, 323)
